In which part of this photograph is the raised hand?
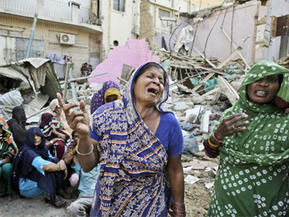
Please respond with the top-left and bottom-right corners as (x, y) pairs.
(214, 113), (249, 141)
(56, 93), (90, 136)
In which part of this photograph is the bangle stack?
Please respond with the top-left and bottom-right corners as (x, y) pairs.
(76, 144), (94, 156)
(212, 132), (224, 144)
(208, 137), (220, 149)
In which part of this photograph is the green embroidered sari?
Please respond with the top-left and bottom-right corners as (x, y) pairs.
(208, 61), (289, 217)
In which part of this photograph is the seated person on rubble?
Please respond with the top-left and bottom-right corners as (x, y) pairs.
(11, 127), (67, 208)
(39, 113), (70, 160)
(8, 106), (28, 148)
(0, 117), (18, 197)
(64, 130), (100, 217)
(49, 98), (72, 135)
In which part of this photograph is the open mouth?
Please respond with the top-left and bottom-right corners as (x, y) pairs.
(255, 90), (267, 97)
(148, 88), (159, 96)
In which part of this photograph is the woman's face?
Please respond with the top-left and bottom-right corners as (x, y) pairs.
(34, 134), (42, 146)
(247, 75), (280, 105)
(133, 66), (165, 106)
(105, 94), (118, 103)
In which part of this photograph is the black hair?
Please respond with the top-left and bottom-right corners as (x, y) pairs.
(278, 74), (283, 86)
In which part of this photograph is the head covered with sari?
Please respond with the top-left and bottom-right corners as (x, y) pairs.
(11, 106), (27, 128)
(25, 127), (49, 160)
(0, 117), (18, 159)
(208, 60), (289, 216)
(90, 81), (121, 114)
(90, 62), (171, 216)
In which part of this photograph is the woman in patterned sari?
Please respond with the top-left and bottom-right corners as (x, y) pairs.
(57, 62), (185, 216)
(90, 80), (121, 114)
(0, 117), (18, 196)
(204, 61), (289, 216)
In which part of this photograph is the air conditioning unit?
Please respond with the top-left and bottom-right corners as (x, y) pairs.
(59, 33), (75, 45)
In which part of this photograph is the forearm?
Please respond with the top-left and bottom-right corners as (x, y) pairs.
(167, 156), (184, 203)
(76, 136), (99, 172)
(0, 157), (11, 165)
(169, 168), (184, 203)
(42, 162), (60, 172)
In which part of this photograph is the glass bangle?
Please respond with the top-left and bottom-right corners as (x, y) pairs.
(76, 144), (94, 156)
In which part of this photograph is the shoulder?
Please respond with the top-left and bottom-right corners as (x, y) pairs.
(161, 111), (180, 126)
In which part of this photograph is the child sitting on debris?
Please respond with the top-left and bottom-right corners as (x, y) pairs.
(64, 131), (100, 217)
(39, 113), (70, 160)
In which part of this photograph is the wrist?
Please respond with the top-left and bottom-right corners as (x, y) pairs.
(213, 132), (224, 143)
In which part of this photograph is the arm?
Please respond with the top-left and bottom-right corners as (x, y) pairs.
(167, 155), (185, 217)
(0, 156), (11, 165)
(76, 137), (99, 172)
(42, 159), (68, 178)
(56, 93), (99, 173)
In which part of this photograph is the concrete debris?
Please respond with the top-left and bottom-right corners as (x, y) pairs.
(184, 175), (200, 185)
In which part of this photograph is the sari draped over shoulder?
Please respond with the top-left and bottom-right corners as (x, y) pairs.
(11, 127), (62, 204)
(0, 117), (18, 160)
(90, 62), (171, 217)
(208, 61), (289, 217)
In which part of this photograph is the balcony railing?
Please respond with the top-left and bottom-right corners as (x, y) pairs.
(1, 0), (90, 24)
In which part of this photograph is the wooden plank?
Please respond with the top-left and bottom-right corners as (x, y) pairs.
(192, 73), (215, 92)
(217, 76), (239, 105)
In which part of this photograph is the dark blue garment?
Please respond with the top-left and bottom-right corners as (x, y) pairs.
(11, 127), (62, 203)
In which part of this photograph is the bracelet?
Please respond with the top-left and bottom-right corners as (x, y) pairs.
(0, 160), (2, 166)
(212, 132), (224, 143)
(70, 146), (77, 155)
(76, 144), (94, 156)
(208, 138), (220, 149)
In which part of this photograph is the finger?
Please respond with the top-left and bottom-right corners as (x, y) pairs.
(71, 116), (86, 130)
(223, 113), (241, 122)
(68, 111), (86, 125)
(79, 100), (87, 113)
(64, 103), (79, 117)
(56, 93), (64, 108)
(235, 120), (249, 128)
(227, 113), (248, 126)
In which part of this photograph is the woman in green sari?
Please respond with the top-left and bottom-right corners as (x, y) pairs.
(204, 60), (289, 216)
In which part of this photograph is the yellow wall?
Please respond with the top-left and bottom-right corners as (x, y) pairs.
(0, 13), (101, 77)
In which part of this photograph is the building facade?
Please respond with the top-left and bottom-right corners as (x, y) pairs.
(0, 0), (102, 77)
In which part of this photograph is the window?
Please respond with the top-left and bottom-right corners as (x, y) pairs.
(113, 0), (125, 12)
(159, 9), (170, 18)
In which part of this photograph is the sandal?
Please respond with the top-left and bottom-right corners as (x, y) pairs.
(45, 195), (66, 208)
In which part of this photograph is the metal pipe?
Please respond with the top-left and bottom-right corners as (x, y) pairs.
(26, 13), (38, 59)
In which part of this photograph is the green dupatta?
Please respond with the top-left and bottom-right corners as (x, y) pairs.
(208, 61), (289, 217)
